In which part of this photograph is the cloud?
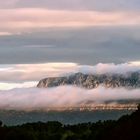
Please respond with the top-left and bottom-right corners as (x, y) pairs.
(0, 8), (140, 34)
(0, 81), (37, 90)
(1, 0), (140, 11)
(78, 62), (140, 75)
(0, 63), (79, 82)
(0, 62), (140, 82)
(23, 45), (54, 48)
(129, 61), (140, 66)
(0, 86), (139, 111)
(0, 1), (19, 8)
(0, 32), (13, 36)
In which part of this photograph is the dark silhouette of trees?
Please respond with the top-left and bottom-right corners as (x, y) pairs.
(0, 105), (140, 140)
(0, 120), (2, 127)
(137, 103), (140, 111)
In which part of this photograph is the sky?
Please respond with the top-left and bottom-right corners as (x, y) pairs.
(0, 1), (139, 112)
(0, 0), (140, 34)
(0, 62), (140, 90)
(0, 0), (140, 90)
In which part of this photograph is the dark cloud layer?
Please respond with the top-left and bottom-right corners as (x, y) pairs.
(0, 27), (140, 65)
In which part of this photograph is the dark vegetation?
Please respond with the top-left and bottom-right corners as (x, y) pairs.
(0, 105), (140, 140)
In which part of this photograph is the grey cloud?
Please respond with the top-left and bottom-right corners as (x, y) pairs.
(1, 0), (140, 11)
(14, 0), (140, 11)
(0, 27), (140, 65)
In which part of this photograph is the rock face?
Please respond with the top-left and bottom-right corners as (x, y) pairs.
(37, 72), (140, 89)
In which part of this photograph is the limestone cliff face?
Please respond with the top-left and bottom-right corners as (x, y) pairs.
(37, 72), (140, 89)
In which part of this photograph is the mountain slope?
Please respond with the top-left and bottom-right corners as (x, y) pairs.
(37, 72), (140, 89)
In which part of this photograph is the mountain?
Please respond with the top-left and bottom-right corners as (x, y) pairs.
(37, 72), (140, 89)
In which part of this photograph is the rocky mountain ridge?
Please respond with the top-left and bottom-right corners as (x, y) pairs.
(37, 72), (140, 89)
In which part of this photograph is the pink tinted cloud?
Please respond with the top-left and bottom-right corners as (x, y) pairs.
(0, 8), (140, 33)
(0, 86), (140, 111)
(0, 62), (139, 83)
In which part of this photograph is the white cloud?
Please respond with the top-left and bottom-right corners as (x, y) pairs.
(0, 32), (13, 36)
(0, 81), (37, 90)
(0, 86), (139, 111)
(128, 61), (140, 66)
(78, 62), (140, 75)
(0, 63), (79, 82)
(0, 62), (139, 86)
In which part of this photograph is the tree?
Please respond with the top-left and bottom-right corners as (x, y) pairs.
(0, 121), (2, 127)
(137, 104), (140, 111)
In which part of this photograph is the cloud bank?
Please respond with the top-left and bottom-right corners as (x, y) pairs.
(0, 81), (37, 90)
(0, 0), (140, 35)
(0, 86), (139, 111)
(1, 0), (140, 11)
(0, 62), (139, 111)
(0, 62), (140, 83)
(0, 8), (140, 34)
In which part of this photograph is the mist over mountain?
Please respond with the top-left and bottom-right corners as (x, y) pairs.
(37, 71), (140, 89)
(0, 62), (139, 111)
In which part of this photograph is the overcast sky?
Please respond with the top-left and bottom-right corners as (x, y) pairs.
(0, 0), (140, 65)
(0, 0), (140, 89)
(0, 0), (140, 10)
(0, 0), (140, 34)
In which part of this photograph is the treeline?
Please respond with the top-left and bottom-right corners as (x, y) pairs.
(0, 106), (140, 140)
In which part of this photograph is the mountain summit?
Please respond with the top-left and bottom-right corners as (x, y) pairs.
(37, 72), (140, 89)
